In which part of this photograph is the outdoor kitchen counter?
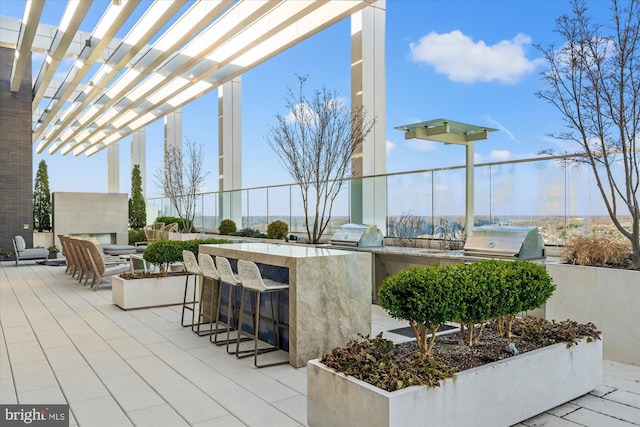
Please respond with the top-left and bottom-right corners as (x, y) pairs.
(199, 242), (372, 368)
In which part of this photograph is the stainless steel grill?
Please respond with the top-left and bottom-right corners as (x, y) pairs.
(328, 223), (384, 249)
(463, 226), (545, 260)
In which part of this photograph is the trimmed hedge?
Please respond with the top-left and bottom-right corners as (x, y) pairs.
(143, 238), (232, 275)
(378, 260), (556, 352)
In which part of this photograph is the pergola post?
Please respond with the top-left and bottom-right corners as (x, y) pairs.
(107, 143), (119, 193)
(131, 128), (146, 197)
(218, 77), (242, 227)
(350, 1), (387, 233)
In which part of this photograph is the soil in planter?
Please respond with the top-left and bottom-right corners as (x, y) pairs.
(322, 318), (601, 392)
(118, 271), (186, 280)
(401, 318), (602, 373)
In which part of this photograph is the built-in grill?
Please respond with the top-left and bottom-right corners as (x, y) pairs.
(328, 223), (384, 249)
(463, 226), (545, 260)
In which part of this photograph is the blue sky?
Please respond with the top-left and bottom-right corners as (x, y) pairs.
(0, 0), (612, 198)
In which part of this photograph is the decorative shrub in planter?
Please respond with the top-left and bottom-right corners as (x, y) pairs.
(218, 219), (237, 235)
(307, 260), (603, 427)
(112, 238), (231, 309)
(267, 220), (288, 240)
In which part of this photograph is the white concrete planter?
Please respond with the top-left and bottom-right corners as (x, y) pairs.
(112, 274), (194, 310)
(33, 231), (54, 249)
(537, 263), (639, 366)
(168, 232), (201, 241)
(307, 338), (602, 427)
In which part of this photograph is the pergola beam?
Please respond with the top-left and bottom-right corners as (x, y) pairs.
(78, 1), (372, 156)
(33, 0), (141, 145)
(10, 0), (44, 92)
(32, 0), (92, 110)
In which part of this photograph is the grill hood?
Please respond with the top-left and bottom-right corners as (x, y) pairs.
(328, 223), (384, 248)
(463, 226), (545, 260)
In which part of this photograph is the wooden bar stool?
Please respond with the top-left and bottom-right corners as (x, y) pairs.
(236, 260), (289, 368)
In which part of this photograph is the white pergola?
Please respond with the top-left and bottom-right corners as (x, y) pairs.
(0, 0), (387, 231)
(0, 0), (377, 156)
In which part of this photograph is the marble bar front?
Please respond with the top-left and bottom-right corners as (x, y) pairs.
(199, 242), (372, 367)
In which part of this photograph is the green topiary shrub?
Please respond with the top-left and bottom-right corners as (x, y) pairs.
(497, 260), (556, 337)
(143, 240), (184, 276)
(267, 220), (289, 239)
(456, 260), (508, 346)
(218, 219), (237, 235)
(378, 265), (466, 355)
(379, 260), (557, 351)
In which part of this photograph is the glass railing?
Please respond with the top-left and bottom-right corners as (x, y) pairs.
(148, 154), (633, 246)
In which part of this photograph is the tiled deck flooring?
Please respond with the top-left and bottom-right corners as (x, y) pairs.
(1, 262), (639, 426)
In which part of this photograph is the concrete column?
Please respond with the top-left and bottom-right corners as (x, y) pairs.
(350, 1), (387, 234)
(164, 108), (183, 173)
(131, 128), (146, 197)
(107, 143), (120, 193)
(217, 77), (242, 226)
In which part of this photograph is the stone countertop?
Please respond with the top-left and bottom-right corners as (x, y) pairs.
(199, 242), (368, 269)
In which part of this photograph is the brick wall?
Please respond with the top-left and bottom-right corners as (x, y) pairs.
(0, 46), (33, 253)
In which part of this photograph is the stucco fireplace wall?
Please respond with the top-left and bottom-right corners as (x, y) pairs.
(53, 192), (128, 248)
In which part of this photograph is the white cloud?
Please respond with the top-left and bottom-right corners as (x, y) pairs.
(409, 31), (543, 83)
(285, 102), (317, 124)
(386, 140), (396, 155)
(490, 150), (511, 161)
(406, 139), (437, 151)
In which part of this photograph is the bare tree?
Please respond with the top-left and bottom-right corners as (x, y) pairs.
(267, 75), (375, 243)
(536, 0), (640, 269)
(154, 139), (209, 232)
(388, 213), (427, 247)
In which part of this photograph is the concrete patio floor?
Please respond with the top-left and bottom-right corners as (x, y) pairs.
(1, 261), (638, 426)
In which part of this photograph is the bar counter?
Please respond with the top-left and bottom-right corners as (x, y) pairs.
(199, 242), (372, 367)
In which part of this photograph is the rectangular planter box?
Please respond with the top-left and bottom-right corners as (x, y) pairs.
(537, 263), (639, 366)
(307, 338), (602, 427)
(112, 274), (194, 310)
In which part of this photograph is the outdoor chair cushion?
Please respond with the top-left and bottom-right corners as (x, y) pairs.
(102, 245), (137, 256)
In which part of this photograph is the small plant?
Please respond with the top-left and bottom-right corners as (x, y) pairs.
(47, 245), (59, 253)
(320, 333), (453, 392)
(218, 219), (237, 235)
(562, 235), (631, 267)
(267, 220), (289, 239)
(236, 227), (260, 237)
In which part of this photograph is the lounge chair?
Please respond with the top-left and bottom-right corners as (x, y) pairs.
(144, 222), (165, 243)
(12, 236), (49, 265)
(159, 223), (178, 240)
(78, 239), (130, 290)
(58, 235), (77, 276)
